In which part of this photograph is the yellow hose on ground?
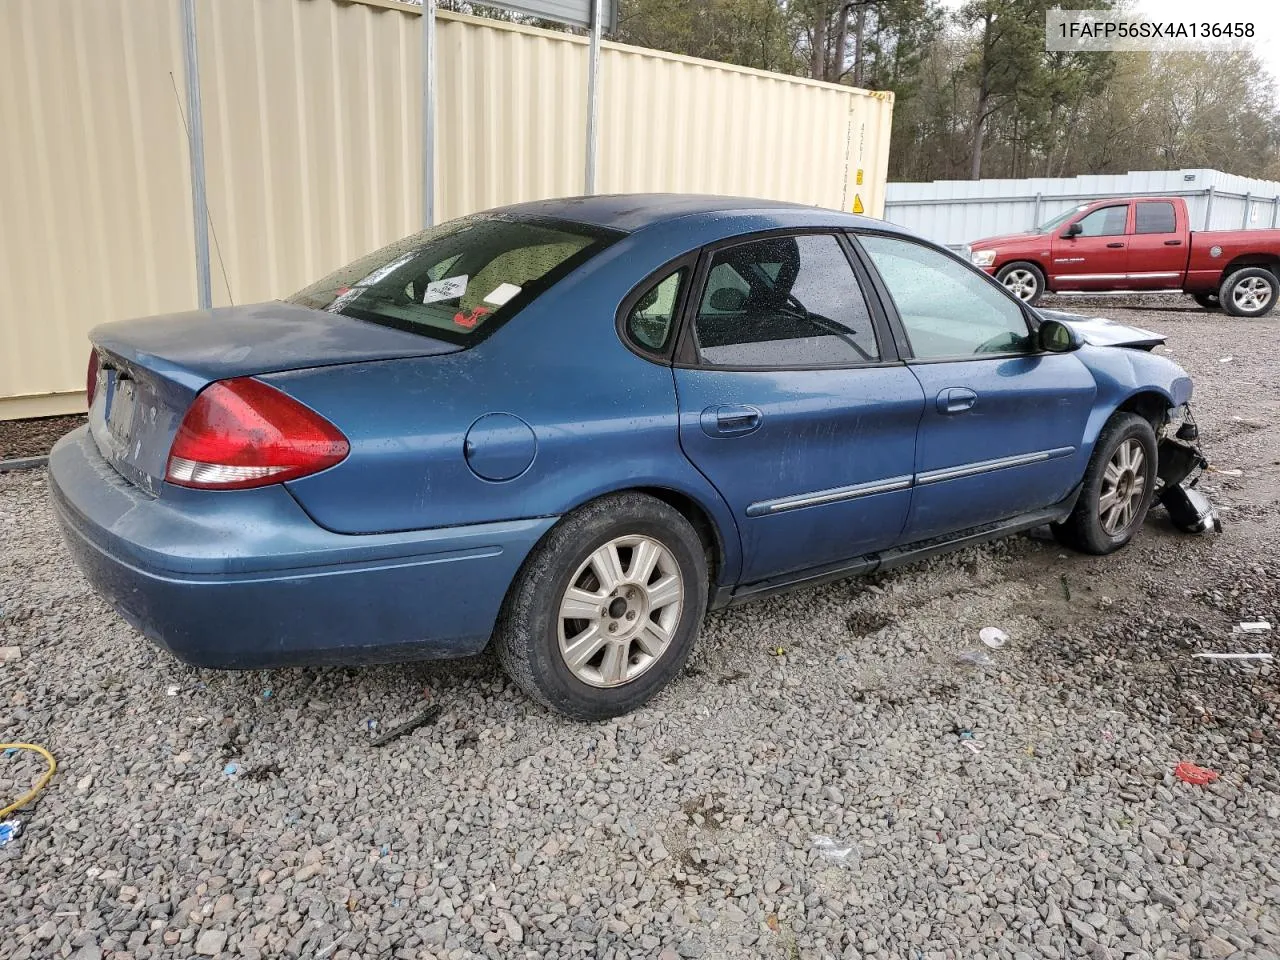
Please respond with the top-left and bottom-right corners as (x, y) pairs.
(1, 743), (57, 819)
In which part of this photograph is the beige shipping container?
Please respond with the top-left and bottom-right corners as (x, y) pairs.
(0, 0), (894, 419)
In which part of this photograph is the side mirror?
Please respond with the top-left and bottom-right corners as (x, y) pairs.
(1038, 317), (1083, 353)
(1063, 222), (1082, 238)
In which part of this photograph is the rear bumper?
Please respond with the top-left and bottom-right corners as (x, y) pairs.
(48, 427), (555, 668)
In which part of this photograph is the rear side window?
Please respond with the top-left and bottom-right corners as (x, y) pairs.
(692, 234), (880, 367)
(1075, 205), (1129, 237)
(288, 216), (620, 345)
(626, 270), (685, 352)
(1135, 202), (1177, 234)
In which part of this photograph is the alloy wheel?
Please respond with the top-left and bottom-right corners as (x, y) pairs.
(1002, 269), (1038, 301)
(557, 535), (684, 688)
(1099, 438), (1146, 535)
(1231, 276), (1273, 313)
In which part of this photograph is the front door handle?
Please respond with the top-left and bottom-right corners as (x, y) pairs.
(937, 387), (977, 415)
(1164, 239), (1183, 246)
(700, 404), (763, 438)
(1106, 242), (1125, 248)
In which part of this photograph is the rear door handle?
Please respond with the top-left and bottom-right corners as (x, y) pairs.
(1164, 239), (1183, 246)
(937, 387), (977, 415)
(1106, 242), (1125, 248)
(700, 404), (763, 438)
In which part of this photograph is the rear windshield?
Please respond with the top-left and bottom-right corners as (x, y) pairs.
(287, 215), (621, 344)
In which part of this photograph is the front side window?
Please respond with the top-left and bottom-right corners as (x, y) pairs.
(288, 216), (619, 344)
(626, 270), (685, 352)
(858, 234), (1032, 360)
(1074, 205), (1129, 237)
(1135, 202), (1177, 235)
(692, 234), (880, 367)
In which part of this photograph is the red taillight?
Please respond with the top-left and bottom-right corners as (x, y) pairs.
(86, 349), (100, 408)
(165, 378), (349, 490)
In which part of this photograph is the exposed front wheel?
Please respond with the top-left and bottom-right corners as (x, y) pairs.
(1219, 267), (1278, 318)
(494, 492), (708, 720)
(1052, 412), (1158, 555)
(996, 262), (1046, 305)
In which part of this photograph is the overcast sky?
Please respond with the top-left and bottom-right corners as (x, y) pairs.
(937, 0), (1280, 92)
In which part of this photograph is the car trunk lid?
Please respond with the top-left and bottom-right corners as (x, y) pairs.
(88, 302), (461, 495)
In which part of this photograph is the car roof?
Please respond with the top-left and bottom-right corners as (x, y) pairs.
(495, 193), (891, 235)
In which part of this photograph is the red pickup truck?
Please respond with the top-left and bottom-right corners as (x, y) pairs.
(966, 196), (1280, 317)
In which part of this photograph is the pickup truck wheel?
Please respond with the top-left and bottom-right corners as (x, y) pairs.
(996, 262), (1046, 304)
(1220, 267), (1278, 318)
(1052, 412), (1158, 556)
(494, 492), (708, 720)
(1192, 293), (1220, 310)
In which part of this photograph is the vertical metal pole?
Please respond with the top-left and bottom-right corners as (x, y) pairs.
(584, 0), (602, 194)
(421, 0), (437, 227)
(1031, 192), (1042, 231)
(1203, 186), (1215, 230)
(1272, 196), (1279, 228)
(179, 0), (211, 309)
(1242, 192), (1252, 229)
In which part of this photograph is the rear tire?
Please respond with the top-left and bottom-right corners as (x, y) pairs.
(1219, 267), (1278, 318)
(1192, 293), (1220, 310)
(996, 261), (1046, 305)
(1052, 412), (1158, 555)
(494, 492), (708, 720)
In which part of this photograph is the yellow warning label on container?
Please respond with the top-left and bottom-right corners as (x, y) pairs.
(852, 194), (865, 214)
(856, 169), (864, 185)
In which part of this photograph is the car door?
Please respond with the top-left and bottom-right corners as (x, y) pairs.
(670, 232), (925, 585)
(1126, 200), (1186, 289)
(853, 232), (1097, 543)
(1049, 202), (1131, 290)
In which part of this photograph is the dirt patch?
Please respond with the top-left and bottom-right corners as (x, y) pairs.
(0, 414), (84, 460)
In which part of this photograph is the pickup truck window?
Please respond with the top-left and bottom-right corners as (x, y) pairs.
(1135, 202), (1177, 234)
(1075, 205), (1129, 237)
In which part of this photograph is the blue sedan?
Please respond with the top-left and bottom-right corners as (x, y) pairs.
(50, 195), (1210, 718)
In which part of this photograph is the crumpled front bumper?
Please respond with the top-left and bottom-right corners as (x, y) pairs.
(1154, 406), (1220, 534)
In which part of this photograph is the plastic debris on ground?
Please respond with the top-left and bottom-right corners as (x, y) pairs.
(223, 762), (240, 777)
(1234, 621), (1272, 633)
(1174, 762), (1220, 786)
(1218, 356), (1233, 363)
(1193, 652), (1273, 662)
(262, 689), (273, 699)
(1212, 467), (1243, 477)
(0, 646), (20, 663)
(810, 835), (860, 869)
(0, 819), (22, 847)
(370, 704), (442, 747)
(956, 650), (993, 667)
(979, 627), (1008, 649)
(165, 684), (181, 696)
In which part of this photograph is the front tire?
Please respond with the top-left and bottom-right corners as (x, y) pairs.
(1052, 412), (1158, 555)
(495, 492), (709, 720)
(1219, 267), (1278, 318)
(996, 261), (1046, 305)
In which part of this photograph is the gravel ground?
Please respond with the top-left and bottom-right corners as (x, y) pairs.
(2, 294), (1279, 960)
(0, 415), (86, 461)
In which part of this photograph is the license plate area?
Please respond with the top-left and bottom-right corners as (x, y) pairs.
(105, 372), (138, 452)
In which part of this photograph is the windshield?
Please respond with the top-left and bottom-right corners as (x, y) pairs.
(288, 215), (621, 344)
(1035, 205), (1089, 234)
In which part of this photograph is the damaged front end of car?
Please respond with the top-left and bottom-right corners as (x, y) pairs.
(1154, 406), (1221, 535)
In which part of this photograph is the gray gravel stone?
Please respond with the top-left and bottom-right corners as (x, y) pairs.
(2, 299), (1278, 959)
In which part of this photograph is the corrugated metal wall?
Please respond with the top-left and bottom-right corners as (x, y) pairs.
(0, 0), (199, 418)
(885, 169), (1280, 249)
(0, 0), (894, 418)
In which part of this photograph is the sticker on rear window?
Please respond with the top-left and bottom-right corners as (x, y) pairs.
(423, 274), (469, 304)
(484, 282), (522, 306)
